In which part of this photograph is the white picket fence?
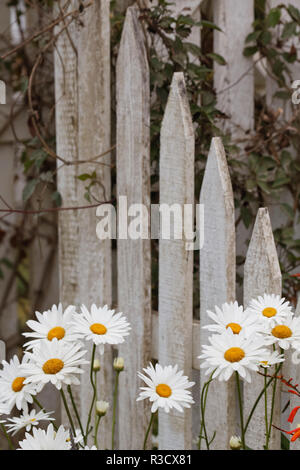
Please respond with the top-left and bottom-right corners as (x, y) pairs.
(1, 0), (300, 451)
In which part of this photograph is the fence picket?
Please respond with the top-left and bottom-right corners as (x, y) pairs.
(158, 72), (194, 450)
(54, 0), (80, 426)
(243, 207), (282, 450)
(0, 340), (4, 362)
(77, 0), (113, 449)
(116, 5), (152, 450)
(213, 0), (254, 138)
(199, 136), (236, 449)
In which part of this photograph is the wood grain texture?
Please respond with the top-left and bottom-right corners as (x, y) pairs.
(77, 0), (112, 449)
(0, 340), (5, 362)
(199, 137), (236, 449)
(213, 0), (254, 138)
(116, 5), (152, 450)
(54, 0), (80, 426)
(158, 72), (194, 450)
(243, 207), (282, 450)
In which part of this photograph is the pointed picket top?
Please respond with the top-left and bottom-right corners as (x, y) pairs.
(159, 72), (194, 450)
(244, 207), (282, 307)
(199, 137), (236, 449)
(116, 4), (148, 87)
(0, 340), (4, 362)
(161, 72), (194, 145)
(116, 2), (151, 450)
(243, 207), (282, 450)
(200, 137), (235, 225)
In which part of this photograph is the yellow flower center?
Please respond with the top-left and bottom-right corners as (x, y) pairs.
(262, 307), (277, 318)
(156, 383), (172, 398)
(226, 322), (242, 334)
(47, 326), (66, 341)
(11, 377), (26, 392)
(224, 347), (245, 363)
(42, 358), (64, 375)
(271, 325), (292, 339)
(260, 361), (268, 366)
(90, 323), (107, 335)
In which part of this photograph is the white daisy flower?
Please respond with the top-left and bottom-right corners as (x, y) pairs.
(246, 294), (293, 327)
(21, 338), (88, 391)
(82, 445), (97, 450)
(259, 349), (285, 368)
(5, 409), (54, 435)
(18, 423), (71, 450)
(202, 301), (259, 336)
(72, 304), (131, 354)
(199, 329), (267, 382)
(262, 314), (300, 350)
(137, 363), (195, 413)
(23, 303), (80, 350)
(0, 355), (38, 414)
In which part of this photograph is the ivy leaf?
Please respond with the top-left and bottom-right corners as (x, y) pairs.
(280, 203), (295, 220)
(243, 46), (258, 57)
(207, 53), (226, 65)
(23, 179), (38, 201)
(78, 173), (92, 181)
(51, 191), (62, 207)
(281, 22), (297, 39)
(267, 8), (281, 27)
(197, 20), (222, 32)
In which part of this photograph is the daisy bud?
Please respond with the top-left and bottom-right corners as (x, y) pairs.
(229, 435), (242, 450)
(113, 357), (124, 372)
(96, 401), (109, 417)
(93, 359), (101, 372)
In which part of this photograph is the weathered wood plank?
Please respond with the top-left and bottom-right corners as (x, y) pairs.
(213, 0), (254, 138)
(77, 0), (112, 449)
(54, 0), (80, 426)
(0, 340), (5, 362)
(159, 72), (194, 450)
(243, 207), (282, 450)
(116, 5), (151, 450)
(199, 136), (236, 449)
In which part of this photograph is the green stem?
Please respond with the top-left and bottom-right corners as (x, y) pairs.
(33, 396), (58, 431)
(143, 413), (154, 450)
(94, 415), (101, 449)
(0, 422), (14, 450)
(84, 344), (97, 444)
(235, 372), (246, 450)
(199, 375), (213, 450)
(244, 362), (282, 434)
(60, 388), (76, 437)
(264, 370), (269, 448)
(265, 369), (279, 450)
(111, 370), (120, 450)
(67, 384), (84, 439)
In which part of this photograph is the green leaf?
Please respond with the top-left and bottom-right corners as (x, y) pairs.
(51, 191), (62, 207)
(243, 46), (258, 57)
(78, 173), (92, 181)
(280, 203), (294, 220)
(207, 53), (226, 65)
(267, 8), (281, 27)
(281, 22), (297, 39)
(197, 20), (222, 32)
(241, 205), (253, 228)
(23, 179), (38, 201)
